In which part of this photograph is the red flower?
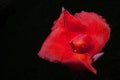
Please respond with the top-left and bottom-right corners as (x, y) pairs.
(38, 8), (110, 74)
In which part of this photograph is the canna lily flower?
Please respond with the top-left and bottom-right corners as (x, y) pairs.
(38, 8), (110, 74)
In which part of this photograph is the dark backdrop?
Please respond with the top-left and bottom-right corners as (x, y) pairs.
(0, 0), (120, 80)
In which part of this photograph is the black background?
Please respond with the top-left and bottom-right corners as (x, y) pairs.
(0, 0), (120, 80)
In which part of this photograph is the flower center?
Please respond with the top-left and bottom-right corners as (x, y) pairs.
(70, 34), (94, 53)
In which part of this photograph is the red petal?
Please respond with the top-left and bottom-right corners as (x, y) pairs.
(74, 11), (110, 56)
